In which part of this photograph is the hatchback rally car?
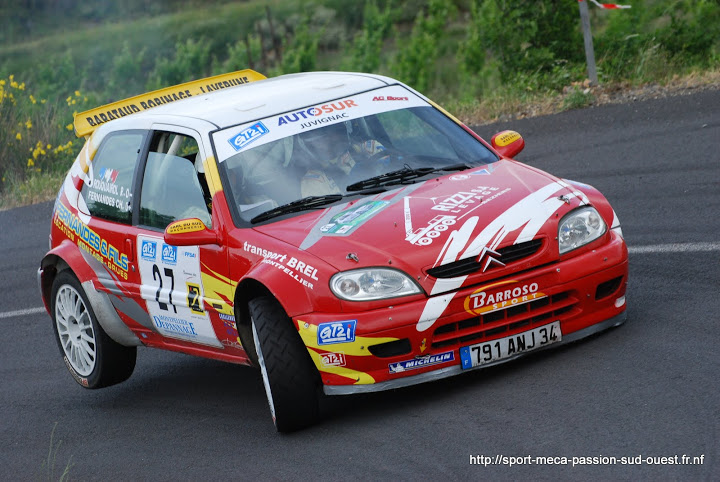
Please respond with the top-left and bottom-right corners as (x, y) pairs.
(39, 69), (628, 431)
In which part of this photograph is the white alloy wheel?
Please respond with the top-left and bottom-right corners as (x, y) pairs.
(55, 283), (96, 376)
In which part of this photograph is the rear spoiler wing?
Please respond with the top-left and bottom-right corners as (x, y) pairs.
(73, 69), (266, 138)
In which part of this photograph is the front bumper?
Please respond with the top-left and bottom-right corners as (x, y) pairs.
(323, 311), (626, 395)
(295, 235), (628, 395)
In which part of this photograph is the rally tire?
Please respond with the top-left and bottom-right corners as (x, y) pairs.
(249, 296), (320, 432)
(51, 271), (136, 389)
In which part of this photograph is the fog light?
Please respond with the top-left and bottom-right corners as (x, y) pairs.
(614, 296), (626, 308)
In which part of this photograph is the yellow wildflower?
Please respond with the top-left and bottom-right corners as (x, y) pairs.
(18, 82), (25, 90)
(46, 144), (51, 149)
(75, 90), (81, 97)
(10, 80), (18, 88)
(66, 123), (73, 131)
(15, 132), (21, 140)
(27, 159), (34, 167)
(41, 99), (46, 104)
(29, 95), (36, 104)
(25, 120), (32, 129)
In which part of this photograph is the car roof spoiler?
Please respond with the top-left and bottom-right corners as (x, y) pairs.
(72, 69), (266, 138)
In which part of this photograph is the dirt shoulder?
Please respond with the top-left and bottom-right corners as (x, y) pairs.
(471, 70), (720, 125)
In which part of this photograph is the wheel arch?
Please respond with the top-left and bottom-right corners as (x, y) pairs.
(233, 274), (318, 368)
(40, 241), (142, 347)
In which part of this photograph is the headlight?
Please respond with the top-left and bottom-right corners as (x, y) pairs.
(330, 268), (422, 301)
(558, 207), (606, 254)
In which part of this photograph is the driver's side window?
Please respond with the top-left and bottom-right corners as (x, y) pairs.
(139, 131), (212, 231)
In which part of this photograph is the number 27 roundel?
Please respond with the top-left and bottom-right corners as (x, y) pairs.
(137, 235), (222, 348)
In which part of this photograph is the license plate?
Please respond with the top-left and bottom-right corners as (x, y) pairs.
(459, 321), (562, 370)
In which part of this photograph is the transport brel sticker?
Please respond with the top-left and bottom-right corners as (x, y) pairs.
(137, 235), (221, 347)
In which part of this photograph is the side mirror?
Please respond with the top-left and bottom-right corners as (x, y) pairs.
(491, 130), (525, 159)
(164, 218), (218, 246)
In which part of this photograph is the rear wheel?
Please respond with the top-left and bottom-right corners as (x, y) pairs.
(51, 271), (136, 388)
(249, 296), (320, 432)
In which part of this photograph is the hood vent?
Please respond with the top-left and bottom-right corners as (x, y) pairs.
(427, 239), (543, 279)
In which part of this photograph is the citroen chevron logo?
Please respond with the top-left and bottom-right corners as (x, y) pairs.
(478, 247), (505, 272)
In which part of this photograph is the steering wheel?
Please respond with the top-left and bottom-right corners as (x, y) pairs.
(349, 146), (403, 178)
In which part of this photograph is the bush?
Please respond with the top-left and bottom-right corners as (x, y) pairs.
(146, 39), (213, 91)
(656, 0), (720, 65)
(393, 0), (456, 91)
(278, 15), (320, 74)
(0, 75), (82, 194)
(342, 0), (394, 72)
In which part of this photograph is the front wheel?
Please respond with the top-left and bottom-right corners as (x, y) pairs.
(249, 296), (320, 432)
(51, 271), (136, 388)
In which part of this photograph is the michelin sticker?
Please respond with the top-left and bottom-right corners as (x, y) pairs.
(389, 351), (455, 374)
(137, 235), (221, 348)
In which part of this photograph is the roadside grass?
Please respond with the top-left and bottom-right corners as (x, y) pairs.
(0, 170), (60, 211)
(39, 422), (73, 481)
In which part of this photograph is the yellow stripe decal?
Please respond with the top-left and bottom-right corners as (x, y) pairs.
(202, 156), (223, 196)
(73, 69), (266, 137)
(427, 98), (464, 126)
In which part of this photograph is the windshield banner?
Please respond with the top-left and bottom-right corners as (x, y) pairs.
(213, 85), (428, 162)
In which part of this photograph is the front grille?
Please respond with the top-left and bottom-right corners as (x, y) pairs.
(427, 239), (543, 278)
(431, 291), (578, 350)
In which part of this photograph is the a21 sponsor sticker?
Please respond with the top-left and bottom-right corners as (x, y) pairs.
(320, 352), (346, 367)
(317, 320), (357, 345)
(161, 244), (177, 264)
(228, 121), (269, 151)
(141, 239), (157, 260)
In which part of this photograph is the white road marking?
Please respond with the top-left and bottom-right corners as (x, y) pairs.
(628, 242), (720, 254)
(0, 307), (47, 319)
(2, 244), (716, 321)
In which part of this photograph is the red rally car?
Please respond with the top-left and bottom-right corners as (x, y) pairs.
(38, 70), (628, 431)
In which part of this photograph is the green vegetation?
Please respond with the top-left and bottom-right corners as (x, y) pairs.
(1, 0), (718, 207)
(39, 422), (73, 481)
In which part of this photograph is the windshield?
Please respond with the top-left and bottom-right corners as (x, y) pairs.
(213, 86), (498, 224)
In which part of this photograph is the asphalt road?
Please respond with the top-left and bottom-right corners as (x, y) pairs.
(1, 89), (719, 480)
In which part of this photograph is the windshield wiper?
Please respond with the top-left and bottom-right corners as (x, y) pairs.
(249, 186), (387, 224)
(250, 194), (343, 224)
(346, 163), (470, 192)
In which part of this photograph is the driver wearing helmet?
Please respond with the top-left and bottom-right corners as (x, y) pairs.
(298, 122), (386, 197)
